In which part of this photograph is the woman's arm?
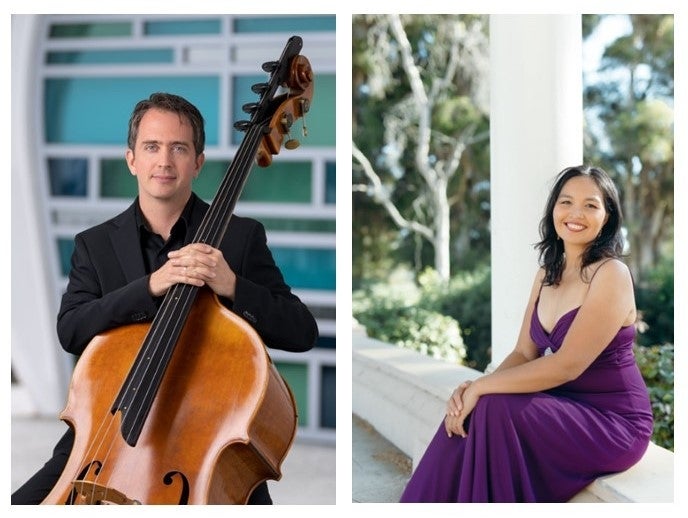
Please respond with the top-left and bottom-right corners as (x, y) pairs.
(492, 269), (545, 371)
(447, 260), (635, 437)
(446, 268), (543, 418)
(473, 259), (634, 394)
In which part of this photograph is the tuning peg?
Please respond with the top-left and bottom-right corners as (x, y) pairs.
(261, 60), (278, 73)
(299, 99), (309, 137)
(233, 120), (251, 132)
(280, 112), (294, 130)
(251, 82), (270, 95)
(279, 112), (300, 149)
(242, 102), (260, 115)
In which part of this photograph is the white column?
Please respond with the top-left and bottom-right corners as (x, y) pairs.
(489, 15), (583, 366)
(11, 15), (69, 414)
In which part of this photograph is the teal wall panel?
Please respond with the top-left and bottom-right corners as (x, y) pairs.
(233, 15), (335, 33)
(45, 77), (220, 146)
(241, 161), (312, 203)
(272, 247), (336, 291)
(48, 158), (88, 196)
(49, 21), (131, 38)
(144, 19), (221, 35)
(274, 362), (309, 426)
(47, 49), (174, 65)
(326, 161), (336, 204)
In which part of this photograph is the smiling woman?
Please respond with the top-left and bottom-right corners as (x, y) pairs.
(554, 177), (608, 243)
(400, 165), (652, 503)
(537, 166), (625, 287)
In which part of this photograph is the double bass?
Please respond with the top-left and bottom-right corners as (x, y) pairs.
(42, 36), (314, 505)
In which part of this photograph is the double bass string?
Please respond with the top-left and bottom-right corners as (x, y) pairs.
(114, 123), (266, 444)
(75, 123), (267, 501)
(108, 61), (298, 448)
(115, 123), (267, 427)
(194, 125), (266, 248)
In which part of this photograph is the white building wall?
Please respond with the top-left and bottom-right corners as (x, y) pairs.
(11, 14), (71, 415)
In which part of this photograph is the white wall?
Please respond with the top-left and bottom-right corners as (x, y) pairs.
(11, 14), (70, 415)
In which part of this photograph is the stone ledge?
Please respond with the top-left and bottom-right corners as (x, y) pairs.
(352, 328), (674, 503)
(575, 441), (674, 502)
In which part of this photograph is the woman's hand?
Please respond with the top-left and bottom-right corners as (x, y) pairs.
(444, 382), (480, 438)
(446, 380), (472, 417)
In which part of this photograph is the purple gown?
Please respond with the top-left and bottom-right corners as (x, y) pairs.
(399, 299), (653, 502)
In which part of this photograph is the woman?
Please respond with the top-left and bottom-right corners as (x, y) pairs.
(400, 165), (653, 502)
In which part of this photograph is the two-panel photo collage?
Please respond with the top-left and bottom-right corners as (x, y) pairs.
(9, 6), (682, 513)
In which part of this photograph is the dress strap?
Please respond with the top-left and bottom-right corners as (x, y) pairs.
(588, 257), (618, 283)
(536, 269), (546, 299)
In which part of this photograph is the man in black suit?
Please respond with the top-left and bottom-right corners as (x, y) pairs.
(12, 92), (318, 505)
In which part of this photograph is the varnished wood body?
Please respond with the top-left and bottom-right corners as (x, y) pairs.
(42, 288), (297, 505)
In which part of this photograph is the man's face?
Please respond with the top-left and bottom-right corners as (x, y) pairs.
(126, 108), (204, 206)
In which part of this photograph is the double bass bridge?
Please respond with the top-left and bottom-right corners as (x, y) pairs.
(66, 465), (190, 504)
(70, 480), (141, 505)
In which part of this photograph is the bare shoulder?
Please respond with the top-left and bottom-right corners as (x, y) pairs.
(589, 258), (632, 286)
(529, 267), (546, 294)
(590, 258), (631, 280)
(587, 258), (636, 325)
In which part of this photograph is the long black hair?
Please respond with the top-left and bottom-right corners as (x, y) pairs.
(535, 165), (625, 286)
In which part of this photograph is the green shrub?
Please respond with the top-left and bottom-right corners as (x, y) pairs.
(353, 267), (467, 363)
(635, 256), (674, 347)
(634, 343), (674, 451)
(353, 265), (491, 368)
(632, 256), (674, 450)
(424, 266), (492, 370)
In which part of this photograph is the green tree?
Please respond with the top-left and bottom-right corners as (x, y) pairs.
(583, 14), (674, 280)
(352, 14), (491, 283)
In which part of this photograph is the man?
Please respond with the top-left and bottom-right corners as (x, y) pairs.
(12, 92), (318, 505)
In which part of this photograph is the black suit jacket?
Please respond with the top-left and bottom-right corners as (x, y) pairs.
(57, 194), (318, 356)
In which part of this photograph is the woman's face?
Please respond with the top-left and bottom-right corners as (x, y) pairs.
(552, 175), (609, 248)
